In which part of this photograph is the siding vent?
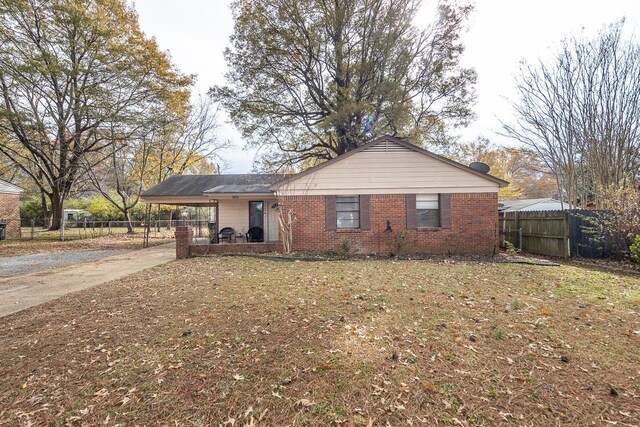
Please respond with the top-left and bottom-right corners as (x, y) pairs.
(363, 140), (412, 153)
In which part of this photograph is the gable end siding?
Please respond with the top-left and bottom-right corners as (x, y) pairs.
(276, 140), (500, 196)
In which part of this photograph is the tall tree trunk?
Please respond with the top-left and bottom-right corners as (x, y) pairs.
(49, 191), (64, 231)
(124, 209), (134, 234)
(40, 190), (52, 229)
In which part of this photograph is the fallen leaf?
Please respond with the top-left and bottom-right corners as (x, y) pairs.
(295, 399), (316, 408)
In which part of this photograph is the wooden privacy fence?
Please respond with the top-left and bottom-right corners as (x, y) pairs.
(500, 211), (570, 258)
(499, 209), (618, 258)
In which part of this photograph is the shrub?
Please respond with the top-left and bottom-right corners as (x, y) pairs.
(502, 240), (519, 254)
(393, 230), (408, 255)
(630, 235), (640, 264)
(85, 195), (124, 221)
(339, 239), (352, 256)
(585, 184), (640, 258)
(20, 196), (47, 221)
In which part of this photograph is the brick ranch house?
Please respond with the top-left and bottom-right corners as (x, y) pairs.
(0, 178), (24, 240)
(142, 136), (508, 257)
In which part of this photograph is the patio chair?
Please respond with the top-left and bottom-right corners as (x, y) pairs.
(218, 227), (236, 243)
(246, 226), (264, 243)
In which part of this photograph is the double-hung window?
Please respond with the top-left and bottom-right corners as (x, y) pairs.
(336, 195), (360, 228)
(416, 194), (440, 228)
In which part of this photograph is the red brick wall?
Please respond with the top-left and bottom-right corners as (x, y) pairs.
(175, 226), (193, 259)
(278, 193), (498, 255)
(0, 193), (21, 239)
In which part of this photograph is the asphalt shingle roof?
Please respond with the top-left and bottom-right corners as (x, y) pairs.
(142, 174), (292, 197)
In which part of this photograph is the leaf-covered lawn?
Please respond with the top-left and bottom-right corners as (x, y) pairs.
(0, 234), (173, 258)
(0, 257), (638, 426)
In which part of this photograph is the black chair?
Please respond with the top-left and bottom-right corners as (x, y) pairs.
(246, 226), (264, 243)
(218, 227), (235, 243)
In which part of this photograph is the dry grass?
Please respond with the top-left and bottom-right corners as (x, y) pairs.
(0, 257), (638, 426)
(0, 234), (174, 258)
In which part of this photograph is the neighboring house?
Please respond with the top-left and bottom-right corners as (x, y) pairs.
(142, 135), (508, 254)
(0, 178), (24, 239)
(499, 198), (571, 212)
(63, 209), (90, 223)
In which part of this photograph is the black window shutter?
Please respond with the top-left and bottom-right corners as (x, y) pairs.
(325, 195), (337, 231)
(406, 194), (417, 229)
(360, 195), (370, 230)
(440, 194), (452, 229)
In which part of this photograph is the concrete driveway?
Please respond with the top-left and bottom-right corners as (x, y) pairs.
(0, 250), (131, 277)
(0, 243), (175, 318)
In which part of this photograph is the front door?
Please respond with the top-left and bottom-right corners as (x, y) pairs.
(248, 201), (264, 242)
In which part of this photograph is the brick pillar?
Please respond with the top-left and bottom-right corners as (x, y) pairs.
(175, 225), (193, 259)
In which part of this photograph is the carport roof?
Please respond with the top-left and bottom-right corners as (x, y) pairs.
(142, 174), (292, 197)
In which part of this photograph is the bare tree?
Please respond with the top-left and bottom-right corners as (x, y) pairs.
(146, 99), (229, 188)
(277, 205), (296, 253)
(84, 123), (152, 234)
(503, 20), (640, 207)
(86, 99), (227, 233)
(213, 0), (476, 170)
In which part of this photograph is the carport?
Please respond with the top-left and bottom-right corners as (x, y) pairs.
(141, 174), (291, 244)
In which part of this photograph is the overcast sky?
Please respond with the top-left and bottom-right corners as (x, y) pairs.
(132, 0), (640, 172)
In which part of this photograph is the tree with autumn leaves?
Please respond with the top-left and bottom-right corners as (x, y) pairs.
(449, 138), (558, 200)
(0, 0), (223, 230)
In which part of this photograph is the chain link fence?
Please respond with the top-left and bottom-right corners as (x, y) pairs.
(0, 218), (185, 242)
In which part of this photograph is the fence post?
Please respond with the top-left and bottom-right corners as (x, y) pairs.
(563, 211), (570, 258)
(108, 221), (112, 234)
(514, 212), (522, 250)
(518, 228), (522, 251)
(30, 220), (35, 240)
(60, 214), (65, 241)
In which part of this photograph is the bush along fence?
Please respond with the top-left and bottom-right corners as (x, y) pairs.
(499, 210), (623, 259)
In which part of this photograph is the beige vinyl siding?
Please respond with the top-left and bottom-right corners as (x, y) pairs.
(276, 143), (500, 196)
(266, 200), (280, 242)
(218, 199), (249, 235)
(218, 198), (279, 241)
